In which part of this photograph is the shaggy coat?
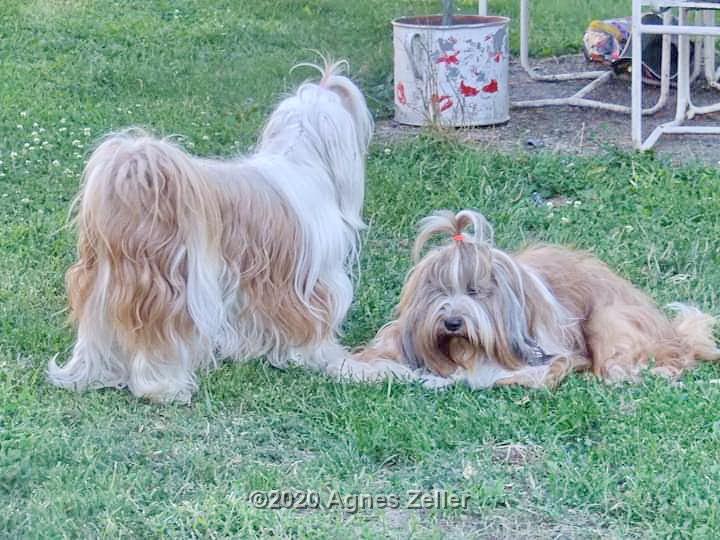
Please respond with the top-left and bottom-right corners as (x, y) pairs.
(49, 62), (409, 403)
(356, 210), (719, 389)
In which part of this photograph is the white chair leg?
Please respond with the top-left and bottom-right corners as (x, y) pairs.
(644, 10), (673, 115)
(676, 8), (692, 122)
(478, 0), (488, 16)
(703, 10), (720, 89)
(519, 0), (604, 82)
(631, 0), (644, 148)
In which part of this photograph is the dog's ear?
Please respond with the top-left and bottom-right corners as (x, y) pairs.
(487, 252), (539, 369)
(400, 324), (423, 370)
(412, 209), (494, 262)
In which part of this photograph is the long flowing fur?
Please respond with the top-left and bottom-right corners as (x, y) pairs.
(355, 210), (720, 389)
(49, 61), (406, 403)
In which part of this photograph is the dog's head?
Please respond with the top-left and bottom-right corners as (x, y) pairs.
(259, 58), (373, 231)
(396, 210), (550, 377)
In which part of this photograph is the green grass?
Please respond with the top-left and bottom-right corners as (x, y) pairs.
(2, 1), (720, 538)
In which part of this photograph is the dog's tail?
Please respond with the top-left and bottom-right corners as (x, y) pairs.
(50, 130), (224, 386)
(668, 303), (720, 362)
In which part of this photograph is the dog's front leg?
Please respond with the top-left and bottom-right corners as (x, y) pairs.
(494, 355), (589, 389)
(290, 337), (417, 383)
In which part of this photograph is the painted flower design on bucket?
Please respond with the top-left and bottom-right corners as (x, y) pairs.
(429, 28), (506, 111)
(393, 18), (509, 125)
(459, 80), (479, 97)
(482, 79), (498, 93)
(396, 82), (407, 105)
(431, 93), (453, 112)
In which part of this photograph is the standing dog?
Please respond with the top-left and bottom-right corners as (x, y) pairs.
(49, 61), (407, 403)
(355, 210), (719, 389)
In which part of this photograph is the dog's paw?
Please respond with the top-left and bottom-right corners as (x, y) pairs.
(419, 372), (455, 390)
(333, 357), (417, 383)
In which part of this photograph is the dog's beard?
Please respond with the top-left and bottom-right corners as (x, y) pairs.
(437, 333), (478, 370)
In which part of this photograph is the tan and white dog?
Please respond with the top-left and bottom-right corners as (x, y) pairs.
(49, 61), (409, 403)
(356, 209), (719, 389)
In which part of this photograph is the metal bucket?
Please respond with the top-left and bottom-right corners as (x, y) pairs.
(392, 15), (510, 127)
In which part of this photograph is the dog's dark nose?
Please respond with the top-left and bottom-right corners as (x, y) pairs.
(444, 317), (463, 332)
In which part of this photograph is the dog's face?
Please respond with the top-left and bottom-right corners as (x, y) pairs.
(396, 210), (540, 377)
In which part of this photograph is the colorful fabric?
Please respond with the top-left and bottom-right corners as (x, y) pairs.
(583, 13), (694, 81)
(583, 18), (631, 64)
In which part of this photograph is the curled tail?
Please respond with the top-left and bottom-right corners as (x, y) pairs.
(49, 130), (225, 399)
(668, 303), (720, 362)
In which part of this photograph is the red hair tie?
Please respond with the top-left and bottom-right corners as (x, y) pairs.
(453, 234), (464, 242)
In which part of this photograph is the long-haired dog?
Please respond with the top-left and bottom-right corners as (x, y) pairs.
(355, 210), (719, 389)
(48, 61), (409, 403)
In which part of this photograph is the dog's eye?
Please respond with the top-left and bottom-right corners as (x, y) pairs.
(467, 287), (489, 298)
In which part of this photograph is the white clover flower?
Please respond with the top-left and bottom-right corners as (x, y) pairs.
(16, 124), (23, 129)
(60, 118), (66, 123)
(20, 111), (27, 117)
(202, 135), (209, 140)
(52, 160), (60, 166)
(59, 127), (67, 132)
(33, 138), (40, 144)
(560, 217), (570, 224)
(10, 152), (17, 159)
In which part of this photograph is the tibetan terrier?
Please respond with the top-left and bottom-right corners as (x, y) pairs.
(355, 210), (719, 389)
(49, 61), (409, 403)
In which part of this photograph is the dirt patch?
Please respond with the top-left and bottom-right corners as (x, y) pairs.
(377, 54), (720, 166)
(491, 443), (544, 466)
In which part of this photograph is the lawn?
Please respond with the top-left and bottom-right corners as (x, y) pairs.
(2, 0), (720, 538)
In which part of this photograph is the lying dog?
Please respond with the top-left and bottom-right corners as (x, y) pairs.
(355, 209), (719, 389)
